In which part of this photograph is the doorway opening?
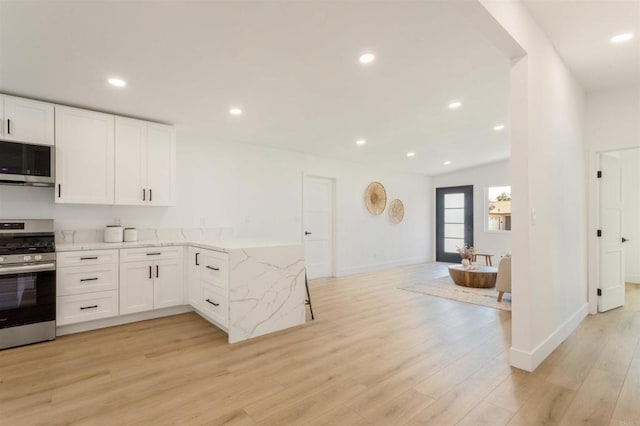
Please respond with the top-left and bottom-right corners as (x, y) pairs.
(596, 147), (640, 312)
(435, 185), (474, 263)
(303, 175), (335, 279)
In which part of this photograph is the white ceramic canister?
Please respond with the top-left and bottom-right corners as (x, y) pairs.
(123, 228), (138, 242)
(104, 225), (124, 243)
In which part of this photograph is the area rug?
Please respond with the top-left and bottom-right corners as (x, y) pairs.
(399, 275), (512, 311)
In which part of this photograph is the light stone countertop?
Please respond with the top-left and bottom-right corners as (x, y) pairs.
(55, 239), (302, 253)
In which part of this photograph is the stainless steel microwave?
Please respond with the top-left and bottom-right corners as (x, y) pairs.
(0, 140), (54, 186)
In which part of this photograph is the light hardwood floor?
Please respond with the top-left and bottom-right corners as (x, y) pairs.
(1, 262), (639, 425)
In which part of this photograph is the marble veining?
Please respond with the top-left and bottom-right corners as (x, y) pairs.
(227, 246), (306, 343)
(55, 227), (234, 245)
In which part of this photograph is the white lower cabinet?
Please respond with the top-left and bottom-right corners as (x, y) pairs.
(201, 284), (228, 328)
(188, 247), (229, 329)
(119, 247), (184, 315)
(57, 291), (119, 326)
(56, 250), (120, 325)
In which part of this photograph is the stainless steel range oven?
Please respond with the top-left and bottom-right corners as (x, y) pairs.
(0, 220), (56, 349)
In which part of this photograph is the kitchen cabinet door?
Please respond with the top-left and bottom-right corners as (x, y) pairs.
(154, 258), (184, 309)
(187, 247), (202, 309)
(119, 261), (154, 315)
(3, 95), (54, 146)
(115, 117), (148, 205)
(146, 123), (176, 206)
(55, 106), (115, 204)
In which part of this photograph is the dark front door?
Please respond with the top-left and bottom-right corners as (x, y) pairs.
(436, 185), (474, 263)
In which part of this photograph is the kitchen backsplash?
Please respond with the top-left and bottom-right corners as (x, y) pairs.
(55, 227), (235, 244)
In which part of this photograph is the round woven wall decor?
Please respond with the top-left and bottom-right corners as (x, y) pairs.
(389, 199), (405, 224)
(364, 182), (387, 216)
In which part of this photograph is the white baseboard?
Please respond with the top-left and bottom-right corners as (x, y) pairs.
(626, 274), (640, 284)
(337, 257), (428, 277)
(509, 303), (588, 372)
(56, 305), (194, 336)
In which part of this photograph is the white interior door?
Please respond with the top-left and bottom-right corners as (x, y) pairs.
(303, 176), (334, 279)
(598, 153), (626, 312)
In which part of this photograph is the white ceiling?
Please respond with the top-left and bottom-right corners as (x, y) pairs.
(523, 0), (640, 92)
(0, 1), (510, 176)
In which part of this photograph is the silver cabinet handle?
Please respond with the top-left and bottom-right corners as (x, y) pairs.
(0, 263), (56, 276)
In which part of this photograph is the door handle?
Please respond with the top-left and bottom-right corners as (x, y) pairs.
(622, 237), (629, 243)
(195, 252), (200, 266)
(149, 265), (152, 279)
(143, 189), (146, 201)
(156, 265), (159, 278)
(305, 231), (312, 235)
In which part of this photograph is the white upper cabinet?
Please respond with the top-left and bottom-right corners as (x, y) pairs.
(55, 106), (115, 204)
(115, 119), (175, 206)
(2, 95), (55, 146)
(115, 117), (148, 205)
(147, 123), (176, 206)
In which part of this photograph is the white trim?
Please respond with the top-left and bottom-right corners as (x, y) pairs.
(589, 146), (640, 314)
(302, 174), (337, 278)
(509, 303), (588, 371)
(484, 184), (512, 233)
(626, 275), (640, 284)
(337, 257), (428, 277)
(56, 305), (193, 336)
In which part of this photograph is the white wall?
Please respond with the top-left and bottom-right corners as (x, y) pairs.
(478, 0), (588, 371)
(585, 86), (640, 303)
(622, 150), (640, 284)
(432, 159), (511, 259)
(0, 132), (432, 276)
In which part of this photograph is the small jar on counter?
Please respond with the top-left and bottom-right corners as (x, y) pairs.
(123, 228), (138, 242)
(104, 225), (124, 243)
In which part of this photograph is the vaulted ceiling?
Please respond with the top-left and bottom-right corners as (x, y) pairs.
(0, 1), (512, 175)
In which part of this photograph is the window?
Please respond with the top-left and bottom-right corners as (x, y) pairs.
(487, 186), (511, 232)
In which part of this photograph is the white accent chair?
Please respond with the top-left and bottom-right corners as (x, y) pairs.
(496, 256), (511, 302)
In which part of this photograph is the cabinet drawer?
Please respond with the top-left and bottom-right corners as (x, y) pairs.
(200, 252), (228, 288)
(57, 264), (119, 296)
(56, 290), (119, 325)
(57, 250), (119, 267)
(120, 246), (183, 263)
(201, 285), (228, 327)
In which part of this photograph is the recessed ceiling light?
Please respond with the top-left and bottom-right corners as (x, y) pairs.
(359, 53), (375, 64)
(493, 124), (505, 131)
(443, 161), (452, 165)
(448, 101), (462, 109)
(611, 33), (634, 43)
(407, 152), (415, 158)
(229, 107), (243, 116)
(356, 139), (366, 146)
(108, 78), (126, 87)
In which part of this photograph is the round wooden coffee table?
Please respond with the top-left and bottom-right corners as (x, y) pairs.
(448, 264), (498, 288)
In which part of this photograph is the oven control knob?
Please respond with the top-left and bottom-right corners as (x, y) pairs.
(34, 255), (43, 261)
(23, 255), (32, 261)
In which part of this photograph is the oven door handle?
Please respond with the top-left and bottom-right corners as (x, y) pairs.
(0, 263), (56, 275)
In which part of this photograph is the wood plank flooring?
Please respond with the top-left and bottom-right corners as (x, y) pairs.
(1, 262), (639, 425)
